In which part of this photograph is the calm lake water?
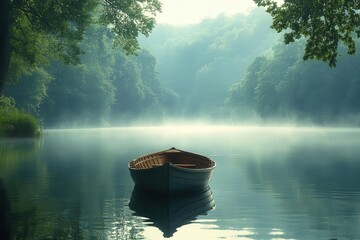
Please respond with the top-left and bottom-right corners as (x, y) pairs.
(1, 126), (360, 240)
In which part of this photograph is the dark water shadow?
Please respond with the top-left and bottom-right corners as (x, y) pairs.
(0, 180), (11, 240)
(129, 186), (215, 238)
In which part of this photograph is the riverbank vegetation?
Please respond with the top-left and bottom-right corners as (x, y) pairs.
(0, 0), (162, 135)
(0, 97), (41, 137)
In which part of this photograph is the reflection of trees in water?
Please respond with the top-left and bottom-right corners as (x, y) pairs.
(0, 139), (42, 175)
(0, 140), (45, 238)
(246, 144), (360, 238)
(0, 180), (11, 239)
(0, 137), (144, 239)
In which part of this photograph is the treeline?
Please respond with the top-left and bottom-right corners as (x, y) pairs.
(227, 40), (360, 125)
(5, 25), (178, 127)
(141, 9), (279, 117)
(5, 9), (280, 126)
(4, 8), (360, 126)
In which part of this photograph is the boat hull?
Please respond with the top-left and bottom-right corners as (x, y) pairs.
(129, 162), (214, 194)
(129, 148), (216, 194)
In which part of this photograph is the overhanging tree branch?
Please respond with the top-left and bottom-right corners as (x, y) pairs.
(254, 0), (360, 67)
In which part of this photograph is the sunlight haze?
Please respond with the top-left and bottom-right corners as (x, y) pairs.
(156, 0), (257, 25)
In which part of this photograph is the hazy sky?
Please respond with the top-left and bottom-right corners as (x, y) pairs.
(156, 0), (257, 25)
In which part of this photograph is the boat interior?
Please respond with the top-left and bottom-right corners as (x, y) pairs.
(129, 151), (215, 170)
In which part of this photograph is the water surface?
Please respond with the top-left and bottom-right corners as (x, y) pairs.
(1, 126), (360, 239)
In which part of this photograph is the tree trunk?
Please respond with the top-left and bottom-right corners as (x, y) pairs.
(0, 0), (11, 95)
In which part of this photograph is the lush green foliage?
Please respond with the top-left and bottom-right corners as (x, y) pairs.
(6, 25), (177, 127)
(1, 0), (162, 134)
(10, 0), (160, 65)
(5, 67), (52, 114)
(254, 0), (360, 67)
(1, 0), (161, 93)
(0, 96), (41, 137)
(99, 0), (161, 54)
(5, 8), (360, 126)
(227, 40), (360, 124)
(10, 0), (161, 63)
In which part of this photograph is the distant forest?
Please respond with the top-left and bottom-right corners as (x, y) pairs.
(5, 9), (360, 127)
(227, 40), (360, 125)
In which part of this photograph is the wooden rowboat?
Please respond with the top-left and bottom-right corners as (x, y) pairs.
(128, 147), (216, 194)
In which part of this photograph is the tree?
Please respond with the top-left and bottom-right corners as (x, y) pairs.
(254, 0), (360, 67)
(0, 0), (161, 94)
(38, 25), (116, 126)
(227, 39), (360, 124)
(0, 0), (11, 94)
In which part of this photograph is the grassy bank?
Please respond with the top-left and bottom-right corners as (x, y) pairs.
(0, 97), (41, 138)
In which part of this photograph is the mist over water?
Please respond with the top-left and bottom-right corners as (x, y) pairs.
(1, 125), (360, 239)
(3, 0), (360, 239)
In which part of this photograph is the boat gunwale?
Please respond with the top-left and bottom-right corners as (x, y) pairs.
(128, 147), (216, 171)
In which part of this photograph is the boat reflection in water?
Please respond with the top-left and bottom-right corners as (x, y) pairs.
(129, 186), (215, 238)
